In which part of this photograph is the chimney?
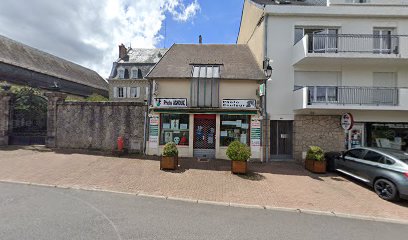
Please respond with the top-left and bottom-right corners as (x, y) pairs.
(119, 43), (127, 59)
(199, 35), (202, 44)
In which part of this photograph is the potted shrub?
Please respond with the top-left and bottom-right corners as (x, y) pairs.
(160, 142), (178, 170)
(226, 141), (251, 174)
(305, 146), (326, 173)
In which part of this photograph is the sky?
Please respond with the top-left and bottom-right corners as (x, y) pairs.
(0, 0), (244, 78)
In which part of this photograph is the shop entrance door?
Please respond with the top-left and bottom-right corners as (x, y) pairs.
(270, 121), (293, 159)
(193, 114), (216, 159)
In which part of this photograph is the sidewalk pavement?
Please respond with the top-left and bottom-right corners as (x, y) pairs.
(0, 146), (407, 222)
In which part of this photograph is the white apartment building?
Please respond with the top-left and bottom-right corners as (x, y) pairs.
(238, 0), (408, 161)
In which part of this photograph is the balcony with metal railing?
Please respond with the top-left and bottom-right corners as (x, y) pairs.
(293, 86), (408, 111)
(293, 34), (408, 66)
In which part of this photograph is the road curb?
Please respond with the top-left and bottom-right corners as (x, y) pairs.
(1, 180), (407, 225)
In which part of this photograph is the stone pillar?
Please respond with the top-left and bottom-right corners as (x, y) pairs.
(0, 92), (12, 146)
(45, 92), (67, 148)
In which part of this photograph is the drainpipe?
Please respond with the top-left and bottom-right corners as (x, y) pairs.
(143, 80), (152, 155)
(263, 13), (269, 163)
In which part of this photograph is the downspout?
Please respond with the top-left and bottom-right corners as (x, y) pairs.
(263, 12), (269, 163)
(143, 79), (152, 155)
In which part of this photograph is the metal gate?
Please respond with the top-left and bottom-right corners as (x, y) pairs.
(9, 90), (47, 145)
(193, 114), (216, 159)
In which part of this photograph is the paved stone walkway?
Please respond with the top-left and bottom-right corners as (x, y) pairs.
(0, 146), (407, 221)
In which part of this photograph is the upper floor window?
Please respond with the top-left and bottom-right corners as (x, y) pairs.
(191, 65), (220, 108)
(114, 87), (125, 98)
(192, 65), (220, 78)
(117, 68), (125, 79)
(373, 28), (395, 54)
(130, 87), (140, 98)
(131, 68), (138, 79)
(295, 27), (338, 53)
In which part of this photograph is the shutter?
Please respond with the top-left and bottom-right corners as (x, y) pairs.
(211, 79), (219, 107)
(191, 79), (198, 107)
(136, 87), (140, 98)
(204, 78), (212, 107)
(198, 78), (206, 107)
(126, 87), (131, 98)
(113, 87), (118, 98)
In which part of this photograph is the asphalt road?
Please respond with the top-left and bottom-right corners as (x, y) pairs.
(0, 182), (407, 240)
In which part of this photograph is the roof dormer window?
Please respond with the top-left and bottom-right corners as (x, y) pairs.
(117, 67), (125, 79)
(192, 65), (220, 78)
(131, 67), (138, 79)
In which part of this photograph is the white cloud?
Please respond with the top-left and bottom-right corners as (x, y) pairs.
(0, 0), (200, 78)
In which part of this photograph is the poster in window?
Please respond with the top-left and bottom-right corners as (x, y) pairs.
(171, 119), (179, 130)
(164, 132), (173, 143)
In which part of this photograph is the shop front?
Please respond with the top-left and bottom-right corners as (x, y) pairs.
(346, 122), (408, 151)
(147, 102), (261, 160)
(342, 113), (408, 152)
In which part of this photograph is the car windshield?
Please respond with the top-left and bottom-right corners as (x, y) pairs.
(376, 148), (408, 163)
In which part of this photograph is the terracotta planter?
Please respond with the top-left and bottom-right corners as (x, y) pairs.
(231, 160), (247, 174)
(305, 159), (326, 173)
(160, 156), (178, 170)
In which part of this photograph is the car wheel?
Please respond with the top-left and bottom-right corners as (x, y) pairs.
(374, 179), (399, 201)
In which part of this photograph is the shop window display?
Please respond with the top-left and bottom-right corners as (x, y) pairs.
(160, 114), (189, 146)
(220, 115), (250, 146)
(367, 123), (408, 152)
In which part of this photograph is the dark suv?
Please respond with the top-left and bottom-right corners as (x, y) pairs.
(336, 147), (408, 201)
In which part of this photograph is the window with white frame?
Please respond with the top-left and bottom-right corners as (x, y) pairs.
(130, 87), (140, 98)
(373, 28), (394, 54)
(294, 27), (338, 53)
(131, 68), (138, 79)
(117, 87), (125, 98)
(117, 67), (125, 79)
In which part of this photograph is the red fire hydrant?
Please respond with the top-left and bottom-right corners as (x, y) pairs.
(117, 137), (124, 152)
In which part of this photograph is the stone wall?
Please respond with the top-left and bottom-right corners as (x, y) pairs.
(53, 101), (146, 153)
(0, 92), (11, 145)
(293, 115), (346, 162)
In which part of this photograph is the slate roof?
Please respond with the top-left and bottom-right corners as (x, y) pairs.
(119, 48), (168, 64)
(251, 0), (326, 6)
(146, 44), (265, 80)
(0, 35), (108, 91)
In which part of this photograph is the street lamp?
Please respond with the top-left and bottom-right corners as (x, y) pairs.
(262, 58), (272, 163)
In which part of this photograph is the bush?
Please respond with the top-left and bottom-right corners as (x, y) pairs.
(226, 141), (251, 162)
(306, 146), (325, 161)
(163, 142), (178, 157)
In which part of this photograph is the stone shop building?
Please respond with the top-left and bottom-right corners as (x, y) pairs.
(145, 44), (266, 160)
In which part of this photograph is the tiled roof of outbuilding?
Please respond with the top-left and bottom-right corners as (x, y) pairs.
(0, 35), (108, 90)
(147, 44), (265, 80)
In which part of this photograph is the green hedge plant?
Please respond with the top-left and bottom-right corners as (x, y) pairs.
(163, 142), (178, 157)
(306, 146), (325, 161)
(226, 141), (251, 162)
